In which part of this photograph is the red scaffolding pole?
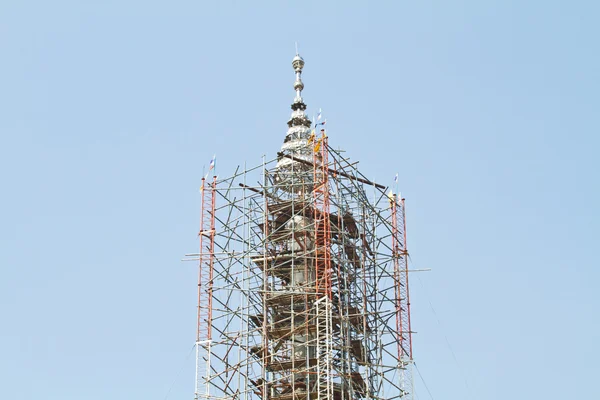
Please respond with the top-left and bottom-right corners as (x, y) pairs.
(313, 133), (332, 299)
(197, 176), (216, 344)
(195, 176), (216, 400)
(392, 195), (413, 361)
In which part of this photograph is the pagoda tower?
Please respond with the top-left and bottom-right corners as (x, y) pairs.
(189, 54), (414, 400)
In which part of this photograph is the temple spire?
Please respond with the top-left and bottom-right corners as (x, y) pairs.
(288, 53), (310, 126)
(275, 53), (314, 192)
(292, 53), (305, 106)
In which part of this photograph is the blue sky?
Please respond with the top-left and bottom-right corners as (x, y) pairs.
(1, 1), (598, 399)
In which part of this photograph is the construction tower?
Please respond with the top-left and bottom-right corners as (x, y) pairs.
(186, 53), (414, 400)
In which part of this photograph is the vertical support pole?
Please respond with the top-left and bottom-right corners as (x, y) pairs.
(391, 195), (403, 362)
(401, 198), (413, 360)
(261, 155), (270, 400)
(392, 195), (414, 399)
(312, 132), (332, 298)
(312, 132), (333, 400)
(194, 342), (199, 400)
(196, 176), (216, 400)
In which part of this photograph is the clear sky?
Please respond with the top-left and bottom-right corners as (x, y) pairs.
(1, 1), (598, 399)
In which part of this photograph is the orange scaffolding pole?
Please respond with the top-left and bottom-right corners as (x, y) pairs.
(312, 132), (332, 299)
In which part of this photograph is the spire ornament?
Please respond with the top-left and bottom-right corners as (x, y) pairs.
(275, 53), (315, 193)
(292, 54), (305, 104)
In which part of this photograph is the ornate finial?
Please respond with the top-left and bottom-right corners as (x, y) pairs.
(292, 53), (305, 104)
(292, 54), (305, 72)
(275, 53), (314, 191)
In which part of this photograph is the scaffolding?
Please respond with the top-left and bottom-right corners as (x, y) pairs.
(186, 54), (414, 400)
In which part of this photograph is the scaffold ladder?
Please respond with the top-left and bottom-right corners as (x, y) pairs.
(196, 176), (216, 400)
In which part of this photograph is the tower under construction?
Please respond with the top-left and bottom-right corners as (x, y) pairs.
(186, 53), (414, 400)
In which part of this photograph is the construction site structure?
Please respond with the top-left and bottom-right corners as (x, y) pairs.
(185, 53), (414, 400)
